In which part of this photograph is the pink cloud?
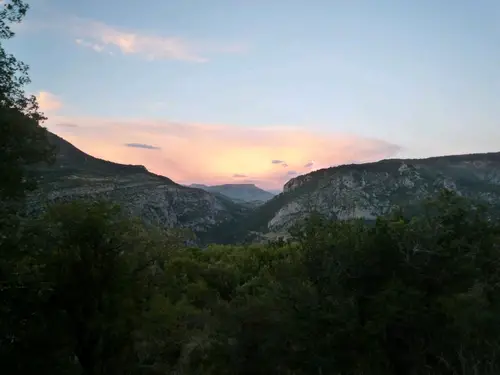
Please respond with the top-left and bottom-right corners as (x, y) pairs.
(70, 19), (245, 62)
(36, 91), (63, 113)
(45, 115), (401, 189)
(19, 15), (246, 62)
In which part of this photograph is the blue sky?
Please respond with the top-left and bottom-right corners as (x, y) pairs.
(6, 0), (500, 188)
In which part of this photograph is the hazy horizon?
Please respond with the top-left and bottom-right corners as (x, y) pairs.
(10, 0), (500, 189)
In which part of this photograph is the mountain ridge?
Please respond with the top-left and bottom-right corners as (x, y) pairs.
(246, 151), (500, 236)
(285, 151), (500, 193)
(27, 132), (249, 242)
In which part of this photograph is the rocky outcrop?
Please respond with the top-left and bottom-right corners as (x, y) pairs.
(253, 153), (500, 233)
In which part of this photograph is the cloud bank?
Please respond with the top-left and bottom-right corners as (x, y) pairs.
(46, 115), (401, 189)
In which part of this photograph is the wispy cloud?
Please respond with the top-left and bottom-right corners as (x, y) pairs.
(125, 143), (161, 150)
(18, 11), (246, 62)
(70, 19), (244, 62)
(272, 159), (289, 168)
(45, 113), (401, 189)
(75, 38), (107, 53)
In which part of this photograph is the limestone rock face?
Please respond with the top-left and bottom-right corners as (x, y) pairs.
(252, 153), (500, 233)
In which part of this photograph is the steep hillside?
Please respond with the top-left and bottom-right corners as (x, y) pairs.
(243, 152), (500, 234)
(27, 133), (248, 239)
(189, 183), (275, 204)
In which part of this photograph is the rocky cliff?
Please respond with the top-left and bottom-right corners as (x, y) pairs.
(27, 133), (248, 238)
(246, 152), (500, 234)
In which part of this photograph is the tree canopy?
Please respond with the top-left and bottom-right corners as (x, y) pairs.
(0, 0), (53, 201)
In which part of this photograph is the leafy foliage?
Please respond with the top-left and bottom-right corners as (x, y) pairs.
(5, 190), (500, 375)
(0, 0), (54, 200)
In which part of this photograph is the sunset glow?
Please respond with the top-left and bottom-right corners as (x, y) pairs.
(44, 111), (400, 189)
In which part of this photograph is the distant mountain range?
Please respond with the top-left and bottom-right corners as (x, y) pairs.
(28, 131), (500, 245)
(189, 183), (276, 205)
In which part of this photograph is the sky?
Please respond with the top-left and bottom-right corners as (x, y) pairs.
(5, 0), (500, 189)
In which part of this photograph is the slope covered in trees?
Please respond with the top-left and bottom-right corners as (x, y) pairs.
(3, 192), (500, 375)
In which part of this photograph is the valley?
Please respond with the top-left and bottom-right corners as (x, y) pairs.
(30, 132), (500, 244)
(188, 182), (275, 205)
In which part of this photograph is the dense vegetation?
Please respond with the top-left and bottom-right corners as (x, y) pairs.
(3, 191), (500, 375)
(2, 2), (500, 375)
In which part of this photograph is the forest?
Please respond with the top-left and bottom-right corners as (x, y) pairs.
(2, 2), (500, 375)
